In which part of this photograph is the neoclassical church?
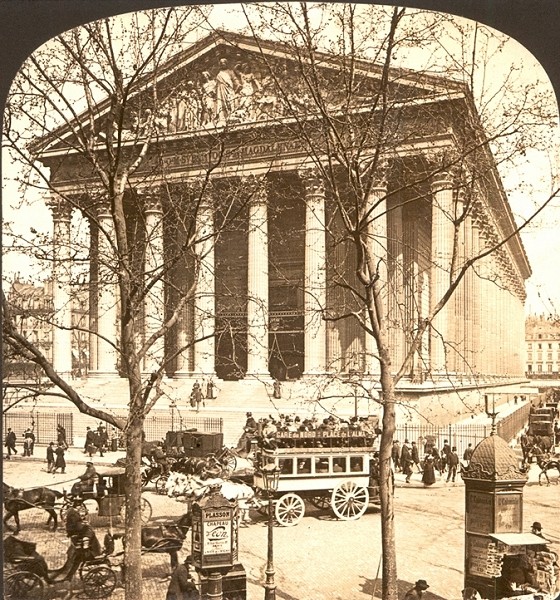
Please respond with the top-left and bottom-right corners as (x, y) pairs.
(30, 30), (530, 421)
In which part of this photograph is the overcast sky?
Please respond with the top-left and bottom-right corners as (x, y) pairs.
(2, 2), (559, 316)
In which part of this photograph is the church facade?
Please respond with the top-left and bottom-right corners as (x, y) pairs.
(31, 31), (530, 419)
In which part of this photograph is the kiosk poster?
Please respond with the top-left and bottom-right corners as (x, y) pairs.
(467, 535), (501, 577)
(466, 491), (493, 533)
(495, 494), (522, 532)
(203, 508), (233, 558)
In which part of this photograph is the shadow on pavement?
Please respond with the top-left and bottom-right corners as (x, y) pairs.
(360, 577), (448, 599)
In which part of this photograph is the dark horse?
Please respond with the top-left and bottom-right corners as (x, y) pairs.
(537, 455), (560, 486)
(3, 483), (63, 534)
(110, 513), (191, 570)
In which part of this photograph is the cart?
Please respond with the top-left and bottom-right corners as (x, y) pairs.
(60, 466), (152, 524)
(3, 534), (117, 600)
(253, 430), (380, 526)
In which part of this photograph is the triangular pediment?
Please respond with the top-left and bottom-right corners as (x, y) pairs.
(32, 30), (464, 156)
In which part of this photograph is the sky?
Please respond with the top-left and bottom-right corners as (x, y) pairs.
(2, 2), (560, 316)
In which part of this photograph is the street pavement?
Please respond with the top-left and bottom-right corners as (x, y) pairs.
(3, 446), (559, 600)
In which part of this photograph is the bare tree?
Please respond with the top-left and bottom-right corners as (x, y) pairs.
(1, 7), (264, 599)
(212, 3), (557, 598)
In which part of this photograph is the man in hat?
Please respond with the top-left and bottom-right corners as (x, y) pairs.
(403, 579), (429, 599)
(71, 461), (98, 497)
(531, 521), (546, 539)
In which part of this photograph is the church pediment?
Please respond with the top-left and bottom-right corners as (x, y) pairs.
(33, 30), (461, 156)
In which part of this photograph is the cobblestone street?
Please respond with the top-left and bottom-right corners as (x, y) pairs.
(3, 447), (559, 599)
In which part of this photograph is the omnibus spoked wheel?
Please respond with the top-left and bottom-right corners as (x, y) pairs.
(331, 480), (369, 521)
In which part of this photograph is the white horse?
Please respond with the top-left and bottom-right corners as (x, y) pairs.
(165, 473), (259, 524)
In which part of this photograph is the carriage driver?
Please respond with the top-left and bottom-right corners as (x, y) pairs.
(71, 461), (98, 497)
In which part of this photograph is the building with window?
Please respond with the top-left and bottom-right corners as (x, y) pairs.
(525, 315), (560, 379)
(25, 31), (531, 423)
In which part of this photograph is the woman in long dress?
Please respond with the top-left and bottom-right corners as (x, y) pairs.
(421, 455), (436, 486)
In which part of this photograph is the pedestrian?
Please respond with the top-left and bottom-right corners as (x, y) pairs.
(57, 424), (68, 449)
(96, 425), (108, 457)
(403, 579), (429, 599)
(421, 456), (436, 486)
(273, 379), (282, 399)
(446, 446), (460, 482)
(206, 378), (215, 400)
(431, 446), (442, 475)
(4, 428), (18, 458)
(531, 521), (545, 538)
(401, 440), (414, 483)
(190, 381), (204, 412)
(441, 439), (451, 474)
(411, 441), (421, 473)
(46, 442), (56, 473)
(391, 439), (401, 472)
(463, 443), (474, 464)
(166, 555), (198, 600)
(85, 426), (96, 457)
(23, 428), (36, 456)
(53, 442), (66, 474)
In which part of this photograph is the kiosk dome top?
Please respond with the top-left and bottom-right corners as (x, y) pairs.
(463, 435), (527, 482)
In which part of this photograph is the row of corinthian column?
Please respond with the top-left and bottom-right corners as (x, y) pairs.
(47, 166), (525, 382)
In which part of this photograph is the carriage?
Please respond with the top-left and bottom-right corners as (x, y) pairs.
(3, 533), (117, 600)
(60, 466), (153, 524)
(252, 429), (380, 526)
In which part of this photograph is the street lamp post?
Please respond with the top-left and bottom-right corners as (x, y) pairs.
(261, 464), (280, 600)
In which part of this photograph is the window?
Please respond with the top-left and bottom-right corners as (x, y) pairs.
(332, 457), (347, 473)
(528, 353), (532, 361)
(350, 457), (364, 472)
(297, 458), (311, 474)
(279, 458), (293, 475)
(314, 457), (329, 473)
(537, 364), (542, 372)
(527, 365), (532, 372)
(528, 343), (532, 349)
(549, 343), (553, 349)
(548, 363), (553, 372)
(538, 343), (542, 349)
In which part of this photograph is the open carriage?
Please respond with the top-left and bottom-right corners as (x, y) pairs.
(60, 466), (152, 524)
(3, 534), (117, 600)
(253, 429), (380, 526)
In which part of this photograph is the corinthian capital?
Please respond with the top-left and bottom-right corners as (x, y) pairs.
(47, 195), (72, 222)
(298, 167), (325, 198)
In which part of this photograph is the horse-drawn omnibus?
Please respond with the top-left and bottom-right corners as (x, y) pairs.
(252, 429), (380, 526)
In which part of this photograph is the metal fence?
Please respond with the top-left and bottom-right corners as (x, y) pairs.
(3, 412), (74, 446)
(141, 413), (223, 442)
(395, 403), (530, 459)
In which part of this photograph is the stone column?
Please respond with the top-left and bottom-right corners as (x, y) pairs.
(49, 198), (73, 377)
(92, 202), (119, 376)
(301, 170), (327, 375)
(192, 193), (216, 377)
(388, 203), (405, 371)
(430, 171), (455, 376)
(246, 177), (270, 377)
(143, 193), (165, 373)
(364, 178), (387, 377)
(470, 215), (481, 378)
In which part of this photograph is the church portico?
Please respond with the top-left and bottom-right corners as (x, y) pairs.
(32, 30), (530, 413)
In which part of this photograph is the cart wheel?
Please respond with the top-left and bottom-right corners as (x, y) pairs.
(60, 500), (89, 522)
(155, 474), (169, 495)
(119, 496), (152, 523)
(331, 481), (369, 521)
(224, 453), (237, 472)
(308, 495), (330, 510)
(4, 571), (44, 600)
(274, 493), (305, 527)
(81, 565), (117, 598)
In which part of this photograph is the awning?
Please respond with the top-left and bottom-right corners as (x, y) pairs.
(489, 532), (547, 546)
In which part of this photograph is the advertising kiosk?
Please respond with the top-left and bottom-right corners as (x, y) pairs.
(191, 486), (246, 600)
(462, 433), (559, 599)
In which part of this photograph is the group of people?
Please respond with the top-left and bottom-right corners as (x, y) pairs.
(188, 380), (217, 412)
(4, 426), (37, 458)
(84, 423), (113, 457)
(392, 438), (468, 486)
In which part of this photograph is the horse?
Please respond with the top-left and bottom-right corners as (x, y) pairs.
(165, 473), (259, 526)
(3, 483), (63, 534)
(537, 454), (560, 486)
(109, 513), (191, 570)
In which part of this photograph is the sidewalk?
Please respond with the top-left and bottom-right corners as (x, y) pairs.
(4, 444), (127, 469)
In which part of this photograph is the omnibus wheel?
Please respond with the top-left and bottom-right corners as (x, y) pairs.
(81, 565), (117, 598)
(331, 481), (369, 521)
(274, 493), (305, 527)
(4, 571), (44, 600)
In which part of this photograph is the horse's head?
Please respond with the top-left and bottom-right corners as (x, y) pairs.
(176, 512), (192, 536)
